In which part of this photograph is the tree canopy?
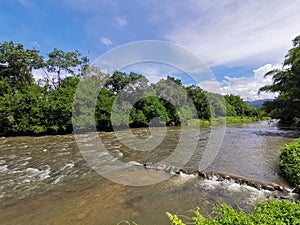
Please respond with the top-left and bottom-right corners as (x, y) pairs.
(259, 35), (300, 127)
(0, 41), (43, 88)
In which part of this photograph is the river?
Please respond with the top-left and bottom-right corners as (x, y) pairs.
(0, 121), (299, 225)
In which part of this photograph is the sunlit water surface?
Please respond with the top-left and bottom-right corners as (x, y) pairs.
(0, 121), (299, 225)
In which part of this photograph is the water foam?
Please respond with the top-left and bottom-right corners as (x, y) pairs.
(0, 165), (8, 173)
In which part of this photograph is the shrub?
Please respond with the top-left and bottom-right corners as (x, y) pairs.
(167, 200), (300, 225)
(279, 138), (300, 191)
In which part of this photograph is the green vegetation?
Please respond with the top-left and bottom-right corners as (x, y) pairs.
(0, 40), (87, 135)
(187, 94), (268, 127)
(279, 138), (300, 191)
(260, 35), (300, 128)
(187, 116), (265, 127)
(166, 200), (300, 225)
(225, 116), (262, 124)
(0, 41), (263, 136)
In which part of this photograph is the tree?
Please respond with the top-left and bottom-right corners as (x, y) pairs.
(185, 85), (211, 119)
(130, 96), (170, 127)
(45, 49), (89, 87)
(95, 88), (115, 130)
(0, 83), (49, 135)
(152, 76), (188, 125)
(0, 41), (43, 89)
(224, 94), (259, 117)
(47, 77), (80, 133)
(259, 35), (300, 127)
(105, 71), (148, 95)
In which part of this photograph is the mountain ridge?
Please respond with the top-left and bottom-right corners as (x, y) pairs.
(245, 98), (273, 108)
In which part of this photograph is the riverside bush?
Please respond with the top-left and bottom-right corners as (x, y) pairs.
(166, 200), (300, 225)
(279, 138), (300, 191)
(187, 116), (264, 128)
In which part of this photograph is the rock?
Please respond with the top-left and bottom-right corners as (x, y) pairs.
(144, 163), (154, 169)
(198, 171), (207, 178)
(179, 168), (187, 174)
(283, 187), (296, 193)
(185, 168), (197, 175)
(272, 183), (284, 192)
(216, 175), (225, 181)
(165, 166), (173, 172)
(155, 164), (166, 170)
(143, 164), (298, 198)
(279, 193), (299, 200)
(206, 172), (215, 180)
(234, 178), (243, 184)
(263, 184), (276, 191)
(224, 175), (231, 180)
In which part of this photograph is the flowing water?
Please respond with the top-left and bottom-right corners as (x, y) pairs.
(0, 121), (299, 225)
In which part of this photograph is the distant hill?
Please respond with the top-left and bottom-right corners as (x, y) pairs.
(245, 99), (273, 108)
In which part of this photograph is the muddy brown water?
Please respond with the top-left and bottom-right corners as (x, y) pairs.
(0, 121), (299, 225)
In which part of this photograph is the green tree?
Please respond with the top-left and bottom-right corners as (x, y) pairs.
(0, 83), (49, 135)
(224, 94), (259, 117)
(105, 71), (148, 95)
(259, 35), (300, 127)
(73, 74), (105, 131)
(45, 49), (89, 87)
(206, 92), (226, 118)
(0, 41), (93, 135)
(0, 41), (43, 89)
(95, 88), (115, 130)
(130, 96), (170, 127)
(47, 77), (80, 133)
(185, 85), (211, 119)
(105, 71), (128, 94)
(152, 76), (187, 125)
(105, 71), (151, 128)
(0, 78), (14, 134)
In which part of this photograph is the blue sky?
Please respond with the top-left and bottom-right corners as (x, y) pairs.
(1, 0), (300, 100)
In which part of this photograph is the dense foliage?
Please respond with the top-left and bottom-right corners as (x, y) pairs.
(260, 35), (300, 128)
(166, 200), (300, 225)
(279, 138), (300, 191)
(0, 41), (262, 135)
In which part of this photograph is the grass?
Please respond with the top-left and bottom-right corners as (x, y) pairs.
(187, 116), (270, 127)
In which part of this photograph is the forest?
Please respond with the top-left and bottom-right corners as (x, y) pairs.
(0, 41), (262, 136)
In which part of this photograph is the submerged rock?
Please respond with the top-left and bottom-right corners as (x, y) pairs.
(143, 162), (299, 198)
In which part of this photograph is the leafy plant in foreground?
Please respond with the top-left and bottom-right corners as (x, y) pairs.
(167, 200), (300, 225)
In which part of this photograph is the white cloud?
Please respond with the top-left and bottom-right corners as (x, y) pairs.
(100, 37), (113, 46)
(32, 69), (73, 84)
(160, 0), (300, 67)
(64, 0), (300, 67)
(115, 17), (127, 26)
(198, 80), (222, 94)
(199, 64), (280, 100)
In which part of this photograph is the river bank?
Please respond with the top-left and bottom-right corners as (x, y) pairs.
(187, 116), (271, 127)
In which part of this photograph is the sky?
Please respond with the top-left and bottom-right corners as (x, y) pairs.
(1, 0), (300, 100)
